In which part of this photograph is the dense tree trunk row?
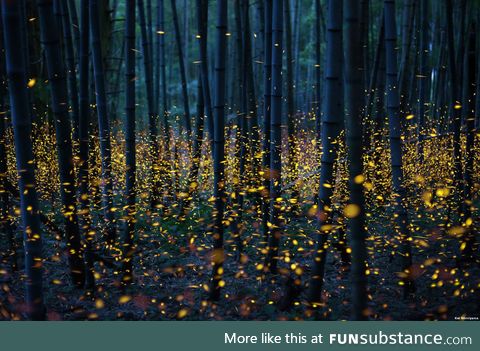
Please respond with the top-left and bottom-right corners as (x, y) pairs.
(0, 0), (478, 320)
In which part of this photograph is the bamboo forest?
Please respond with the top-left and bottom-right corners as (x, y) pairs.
(0, 0), (479, 321)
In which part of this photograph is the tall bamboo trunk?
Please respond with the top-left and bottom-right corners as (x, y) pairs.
(138, 0), (162, 209)
(384, 0), (414, 297)
(454, 0), (467, 92)
(476, 38), (480, 130)
(293, 0), (302, 106)
(284, 0), (298, 212)
(122, 0), (136, 284)
(417, 0), (429, 158)
(57, 0), (80, 142)
(158, 0), (168, 129)
(37, 0), (85, 287)
(243, 0), (260, 199)
(210, 0), (228, 301)
(398, 0), (416, 105)
(314, 0), (322, 146)
(171, 0), (192, 135)
(156, 0), (172, 205)
(154, 0), (160, 122)
(228, 0), (246, 258)
(364, 16), (384, 150)
(264, 0), (284, 274)
(196, 0), (214, 149)
(68, 0), (80, 55)
(460, 21), (477, 262)
(185, 0), (210, 201)
(147, 0), (153, 52)
(90, 0), (116, 244)
(2, 0), (45, 319)
(0, 6), (16, 271)
(183, 0), (189, 83)
(446, 0), (463, 208)
(137, 0), (155, 127)
(360, 0), (370, 89)
(307, 0), (344, 305)
(344, 0), (368, 320)
(261, 0), (273, 241)
(78, 0), (95, 291)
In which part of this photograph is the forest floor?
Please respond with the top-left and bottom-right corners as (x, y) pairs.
(0, 201), (479, 321)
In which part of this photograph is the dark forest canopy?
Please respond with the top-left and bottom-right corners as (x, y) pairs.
(0, 0), (479, 321)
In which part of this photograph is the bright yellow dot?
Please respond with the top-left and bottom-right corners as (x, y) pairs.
(95, 299), (105, 309)
(320, 224), (333, 232)
(422, 191), (432, 204)
(118, 295), (131, 304)
(344, 204), (361, 218)
(447, 226), (465, 237)
(27, 78), (36, 88)
(435, 187), (450, 197)
(354, 174), (365, 184)
(177, 309), (188, 319)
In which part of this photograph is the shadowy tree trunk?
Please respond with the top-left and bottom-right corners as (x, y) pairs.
(344, 0), (368, 320)
(460, 20), (477, 262)
(364, 16), (384, 150)
(446, 0), (463, 209)
(78, 0), (95, 291)
(138, 0), (162, 209)
(265, 0), (284, 274)
(0, 6), (16, 272)
(122, 0), (136, 284)
(37, 0), (85, 287)
(261, 0), (272, 241)
(284, 0), (299, 213)
(314, 0), (322, 146)
(155, 0), (172, 206)
(308, 0), (344, 305)
(90, 0), (116, 244)
(210, 0), (228, 301)
(2, 0), (45, 319)
(68, 0), (80, 55)
(57, 0), (80, 142)
(384, 0), (414, 297)
(170, 0), (192, 135)
(417, 0), (428, 157)
(196, 0), (213, 148)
